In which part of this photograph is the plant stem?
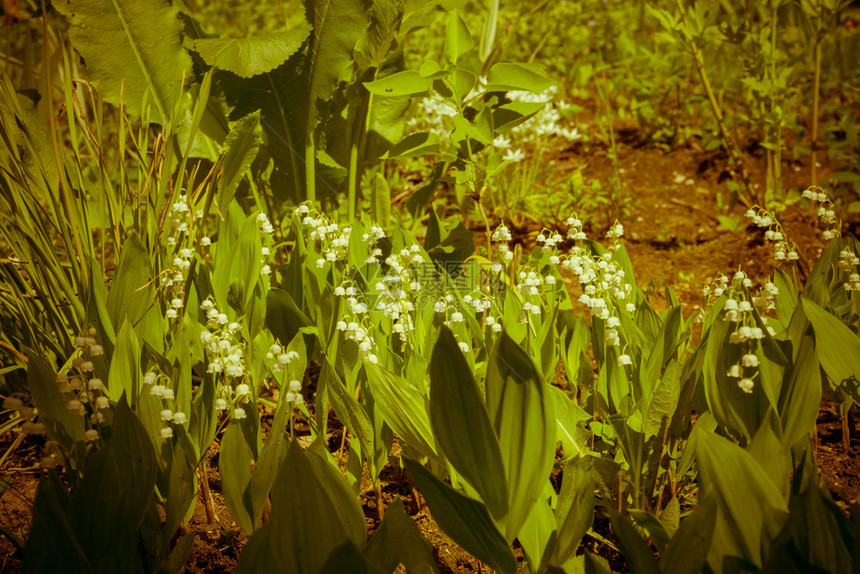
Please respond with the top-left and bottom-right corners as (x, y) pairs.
(677, 2), (755, 206)
(811, 37), (822, 188)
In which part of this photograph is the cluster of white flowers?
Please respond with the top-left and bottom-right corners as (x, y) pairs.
(337, 319), (379, 364)
(838, 248), (860, 291)
(491, 223), (515, 262)
(293, 204), (358, 268)
(507, 85), (582, 147)
(256, 212), (276, 275)
(719, 273), (776, 395)
(167, 194), (194, 241)
(745, 206), (798, 262)
(752, 281), (780, 312)
(3, 396), (43, 436)
(563, 239), (635, 348)
(50, 330), (112, 444)
(802, 186), (841, 241)
(373, 246), (426, 342)
(142, 369), (187, 438)
(200, 299), (246, 378)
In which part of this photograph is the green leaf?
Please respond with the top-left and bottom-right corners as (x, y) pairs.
(363, 497), (438, 573)
(484, 62), (556, 93)
(485, 331), (557, 541)
(404, 458), (517, 574)
(248, 384), (291, 529)
(217, 111), (262, 211)
(444, 12), (474, 63)
(69, 395), (157, 572)
(801, 298), (860, 391)
(549, 386), (590, 460)
(607, 508), (660, 574)
(364, 70), (433, 96)
(27, 351), (85, 446)
(305, 0), (370, 132)
(322, 360), (375, 463)
(194, 27), (311, 78)
(106, 235), (155, 333)
(548, 456), (595, 567)
(694, 427), (789, 569)
(429, 327), (508, 520)
(237, 442), (358, 573)
(107, 319), (141, 404)
(383, 131), (439, 159)
(364, 363), (439, 462)
(370, 172), (391, 227)
(266, 288), (313, 348)
(220, 422), (254, 534)
(660, 494), (717, 574)
(54, 0), (192, 120)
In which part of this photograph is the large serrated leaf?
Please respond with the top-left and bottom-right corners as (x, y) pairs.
(195, 27), (311, 78)
(429, 327), (508, 521)
(54, 0), (192, 120)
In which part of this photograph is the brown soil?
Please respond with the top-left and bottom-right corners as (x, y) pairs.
(1, 130), (858, 573)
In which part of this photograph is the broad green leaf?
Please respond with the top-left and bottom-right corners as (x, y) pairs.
(492, 100), (550, 134)
(69, 395), (157, 572)
(248, 385), (291, 529)
(220, 423), (254, 534)
(404, 458), (517, 574)
(106, 235), (155, 333)
(695, 427), (789, 569)
(660, 494), (717, 574)
(645, 360), (680, 439)
(549, 386), (590, 460)
(363, 497), (438, 573)
(444, 12), (474, 63)
(517, 488), (557, 570)
(607, 509), (660, 574)
(305, 0), (370, 131)
(763, 484), (853, 574)
(217, 111), (262, 211)
(322, 360), (375, 462)
(194, 27), (311, 78)
(778, 332), (820, 448)
(107, 319), (141, 404)
(548, 457), (595, 568)
(383, 131), (439, 159)
(484, 62), (556, 93)
(364, 70), (433, 96)
(22, 471), (87, 574)
(27, 351), (85, 446)
(485, 331), (556, 540)
(237, 442), (357, 573)
(54, 0), (192, 120)
(305, 440), (367, 549)
(801, 298), (860, 392)
(429, 327), (508, 520)
(213, 211), (262, 312)
(266, 288), (313, 348)
(370, 173), (391, 227)
(364, 363), (439, 462)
